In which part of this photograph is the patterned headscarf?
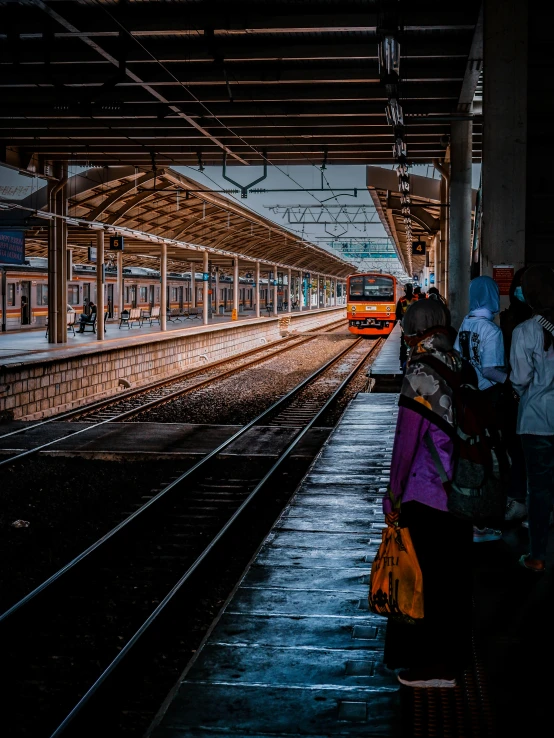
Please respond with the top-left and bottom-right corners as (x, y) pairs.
(399, 300), (462, 437)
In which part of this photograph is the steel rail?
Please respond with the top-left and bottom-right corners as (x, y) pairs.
(0, 319), (346, 441)
(46, 335), (381, 738)
(0, 334), (371, 624)
(0, 319), (347, 466)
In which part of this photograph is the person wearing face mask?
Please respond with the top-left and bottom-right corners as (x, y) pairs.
(499, 268), (533, 523)
(510, 265), (554, 572)
(454, 275), (510, 543)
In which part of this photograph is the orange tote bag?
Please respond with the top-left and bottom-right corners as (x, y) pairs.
(368, 522), (424, 624)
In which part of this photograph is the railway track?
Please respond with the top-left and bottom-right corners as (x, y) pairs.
(0, 335), (382, 738)
(0, 318), (347, 467)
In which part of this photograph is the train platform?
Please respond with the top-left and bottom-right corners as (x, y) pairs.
(146, 391), (554, 738)
(367, 321), (403, 392)
(0, 309), (297, 367)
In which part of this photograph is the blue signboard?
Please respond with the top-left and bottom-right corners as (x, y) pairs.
(202, 272), (210, 281)
(0, 230), (25, 264)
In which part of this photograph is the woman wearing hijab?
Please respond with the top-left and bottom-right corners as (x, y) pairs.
(383, 300), (473, 688)
(510, 265), (554, 572)
(454, 275), (509, 543)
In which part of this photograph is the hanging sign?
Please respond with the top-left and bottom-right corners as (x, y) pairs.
(411, 240), (426, 255)
(492, 264), (514, 296)
(202, 272), (210, 281)
(0, 230), (25, 264)
(430, 272), (435, 284)
(109, 235), (124, 251)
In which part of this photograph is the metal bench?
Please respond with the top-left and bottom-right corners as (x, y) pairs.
(184, 307), (201, 320)
(79, 311), (108, 334)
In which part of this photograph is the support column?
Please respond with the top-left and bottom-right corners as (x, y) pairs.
(448, 120), (473, 329)
(214, 268), (220, 315)
(434, 160), (449, 298)
(273, 270), (278, 316)
(255, 262), (260, 318)
(117, 251), (124, 319)
(160, 243), (167, 331)
(287, 268), (292, 313)
(232, 259), (239, 319)
(96, 231), (105, 340)
(202, 251), (209, 325)
(190, 261), (196, 308)
(482, 0), (528, 289)
(47, 162), (68, 344)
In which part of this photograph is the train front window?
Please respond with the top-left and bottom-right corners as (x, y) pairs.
(349, 276), (394, 301)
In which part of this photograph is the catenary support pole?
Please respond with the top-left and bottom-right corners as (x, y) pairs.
(96, 231), (105, 340)
(160, 243), (167, 331)
(448, 119), (473, 329)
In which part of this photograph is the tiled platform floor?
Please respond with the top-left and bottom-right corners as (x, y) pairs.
(148, 393), (401, 738)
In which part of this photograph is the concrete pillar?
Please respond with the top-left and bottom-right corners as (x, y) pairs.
(202, 251), (209, 325)
(255, 262), (260, 318)
(47, 162), (68, 343)
(96, 231), (105, 340)
(160, 243), (167, 331)
(448, 119), (473, 329)
(190, 261), (196, 308)
(117, 251), (124, 319)
(287, 268), (292, 313)
(272, 269), (278, 316)
(482, 0), (527, 296)
(214, 268), (219, 314)
(232, 259), (239, 319)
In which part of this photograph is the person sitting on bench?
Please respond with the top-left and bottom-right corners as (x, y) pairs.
(78, 301), (97, 332)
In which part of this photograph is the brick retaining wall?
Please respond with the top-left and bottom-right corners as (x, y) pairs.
(0, 308), (345, 420)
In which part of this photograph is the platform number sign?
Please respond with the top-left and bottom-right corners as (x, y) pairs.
(109, 235), (124, 251)
(412, 240), (426, 255)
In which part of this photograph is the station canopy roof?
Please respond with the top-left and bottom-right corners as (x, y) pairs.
(0, 165), (353, 277)
(366, 165), (476, 276)
(0, 0), (483, 168)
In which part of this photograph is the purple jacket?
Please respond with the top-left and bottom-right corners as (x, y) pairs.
(383, 406), (453, 515)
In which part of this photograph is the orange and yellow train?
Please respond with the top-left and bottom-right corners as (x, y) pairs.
(347, 272), (398, 337)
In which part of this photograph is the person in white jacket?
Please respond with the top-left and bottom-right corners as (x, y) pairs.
(510, 265), (554, 572)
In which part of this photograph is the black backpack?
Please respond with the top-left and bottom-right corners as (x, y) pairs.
(418, 356), (506, 523)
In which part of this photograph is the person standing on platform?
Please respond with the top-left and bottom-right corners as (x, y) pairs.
(396, 283), (416, 372)
(413, 285), (422, 300)
(454, 275), (510, 543)
(499, 268), (533, 523)
(383, 299), (473, 688)
(510, 265), (554, 573)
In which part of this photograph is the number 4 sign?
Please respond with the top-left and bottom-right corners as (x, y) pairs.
(412, 240), (426, 255)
